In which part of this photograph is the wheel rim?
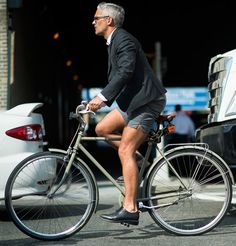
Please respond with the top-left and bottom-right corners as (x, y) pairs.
(6, 154), (96, 240)
(146, 149), (232, 235)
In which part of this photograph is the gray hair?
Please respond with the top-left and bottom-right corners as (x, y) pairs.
(97, 2), (125, 27)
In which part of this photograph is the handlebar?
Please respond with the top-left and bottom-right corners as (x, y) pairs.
(76, 101), (95, 115)
(69, 101), (95, 120)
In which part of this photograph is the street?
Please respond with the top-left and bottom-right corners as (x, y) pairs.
(1, 181), (236, 246)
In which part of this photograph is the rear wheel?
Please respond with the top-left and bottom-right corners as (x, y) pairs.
(145, 147), (232, 235)
(5, 152), (96, 241)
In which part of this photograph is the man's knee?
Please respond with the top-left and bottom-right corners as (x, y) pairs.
(118, 146), (125, 159)
(95, 123), (105, 136)
(118, 145), (134, 161)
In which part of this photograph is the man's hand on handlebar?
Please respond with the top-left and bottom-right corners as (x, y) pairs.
(88, 96), (105, 112)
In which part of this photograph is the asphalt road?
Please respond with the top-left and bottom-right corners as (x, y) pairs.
(1, 181), (236, 246)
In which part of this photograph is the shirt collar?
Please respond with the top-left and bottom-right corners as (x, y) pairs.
(106, 28), (117, 45)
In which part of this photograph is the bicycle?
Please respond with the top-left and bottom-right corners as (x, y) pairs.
(4, 101), (234, 241)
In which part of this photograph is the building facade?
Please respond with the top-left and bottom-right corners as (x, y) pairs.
(0, 0), (8, 110)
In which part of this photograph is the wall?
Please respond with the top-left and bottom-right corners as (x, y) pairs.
(0, 0), (8, 110)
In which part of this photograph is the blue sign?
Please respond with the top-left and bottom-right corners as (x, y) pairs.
(82, 87), (209, 113)
(165, 87), (209, 113)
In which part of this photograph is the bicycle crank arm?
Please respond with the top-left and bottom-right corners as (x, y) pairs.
(138, 201), (178, 210)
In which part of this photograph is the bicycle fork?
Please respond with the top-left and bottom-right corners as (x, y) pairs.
(47, 132), (83, 198)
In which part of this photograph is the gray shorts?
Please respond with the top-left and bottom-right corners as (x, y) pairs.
(118, 95), (166, 134)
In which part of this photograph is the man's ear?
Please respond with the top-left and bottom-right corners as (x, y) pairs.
(107, 16), (113, 25)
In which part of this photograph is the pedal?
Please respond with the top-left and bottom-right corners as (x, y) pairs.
(116, 176), (124, 183)
(139, 207), (148, 212)
(121, 222), (130, 227)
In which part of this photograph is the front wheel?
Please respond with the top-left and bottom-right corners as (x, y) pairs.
(5, 152), (97, 241)
(145, 146), (232, 236)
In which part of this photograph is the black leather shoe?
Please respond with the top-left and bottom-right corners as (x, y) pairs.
(100, 208), (139, 225)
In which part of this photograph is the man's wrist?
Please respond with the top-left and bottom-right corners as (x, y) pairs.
(97, 93), (107, 102)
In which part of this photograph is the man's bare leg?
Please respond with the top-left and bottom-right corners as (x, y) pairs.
(100, 125), (147, 225)
(119, 126), (148, 212)
(95, 109), (145, 160)
(95, 108), (125, 148)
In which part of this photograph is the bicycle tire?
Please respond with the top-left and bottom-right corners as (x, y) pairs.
(5, 152), (97, 241)
(145, 146), (232, 236)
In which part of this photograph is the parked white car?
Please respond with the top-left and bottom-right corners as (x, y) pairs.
(0, 103), (46, 201)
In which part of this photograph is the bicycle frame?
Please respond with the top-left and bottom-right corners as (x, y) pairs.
(49, 131), (192, 211)
(50, 135), (155, 198)
(49, 105), (235, 211)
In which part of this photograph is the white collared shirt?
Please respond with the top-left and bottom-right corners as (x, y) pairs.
(106, 28), (117, 46)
